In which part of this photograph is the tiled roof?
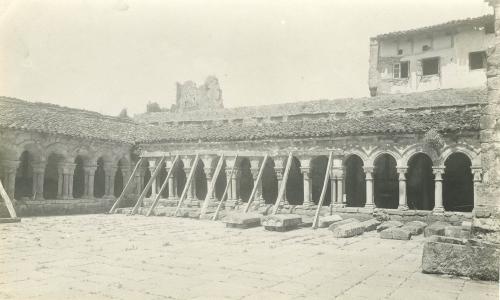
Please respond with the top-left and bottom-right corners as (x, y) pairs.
(373, 14), (494, 40)
(139, 107), (483, 143)
(0, 97), (139, 143)
(134, 88), (487, 124)
(0, 88), (486, 144)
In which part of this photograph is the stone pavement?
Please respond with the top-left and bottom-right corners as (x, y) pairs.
(0, 215), (497, 300)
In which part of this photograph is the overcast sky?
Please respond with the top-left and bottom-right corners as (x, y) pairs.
(0, 0), (492, 116)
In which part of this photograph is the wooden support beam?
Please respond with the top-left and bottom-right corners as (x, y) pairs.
(130, 156), (166, 215)
(174, 154), (200, 216)
(272, 153), (293, 215)
(0, 178), (17, 218)
(212, 154), (238, 221)
(199, 154), (225, 218)
(312, 151), (333, 229)
(244, 154), (268, 213)
(109, 157), (145, 213)
(146, 155), (180, 216)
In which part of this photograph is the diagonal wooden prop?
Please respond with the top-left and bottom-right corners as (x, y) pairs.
(146, 155), (180, 216)
(212, 154), (238, 221)
(174, 154), (200, 216)
(0, 179), (17, 218)
(243, 154), (268, 213)
(312, 151), (333, 229)
(130, 156), (166, 215)
(109, 157), (145, 213)
(272, 153), (293, 215)
(199, 154), (225, 218)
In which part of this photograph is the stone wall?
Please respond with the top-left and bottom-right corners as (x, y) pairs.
(476, 0), (500, 235)
(174, 76), (223, 112)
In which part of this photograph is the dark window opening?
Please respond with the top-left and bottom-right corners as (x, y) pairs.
(469, 51), (486, 70)
(422, 57), (440, 76)
(400, 61), (409, 78)
(422, 45), (431, 51)
(397, 49), (403, 55)
(485, 22), (495, 34)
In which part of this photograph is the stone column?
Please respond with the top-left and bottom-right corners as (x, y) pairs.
(57, 164), (64, 199)
(397, 167), (408, 210)
(32, 162), (45, 200)
(225, 169), (233, 200)
(249, 157), (263, 205)
(433, 167), (445, 214)
(1, 160), (19, 199)
(330, 174), (336, 206)
(168, 175), (176, 199)
(232, 168), (240, 204)
(104, 166), (117, 198)
(364, 167), (374, 208)
(84, 166), (97, 198)
(66, 163), (76, 199)
(184, 168), (194, 199)
(204, 167), (214, 199)
(472, 168), (482, 210)
(148, 160), (157, 199)
(336, 174), (344, 206)
(301, 167), (312, 207)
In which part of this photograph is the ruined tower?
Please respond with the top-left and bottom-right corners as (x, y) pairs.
(174, 76), (223, 112)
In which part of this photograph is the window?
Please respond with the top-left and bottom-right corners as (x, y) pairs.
(393, 61), (409, 79)
(397, 49), (403, 55)
(469, 51), (486, 70)
(421, 57), (440, 76)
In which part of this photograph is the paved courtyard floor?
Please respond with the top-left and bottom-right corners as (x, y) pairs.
(0, 214), (497, 300)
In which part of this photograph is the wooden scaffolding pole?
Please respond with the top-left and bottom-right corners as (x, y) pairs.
(244, 154), (268, 213)
(212, 154), (238, 221)
(199, 154), (225, 218)
(109, 157), (145, 213)
(0, 178), (17, 218)
(272, 153), (293, 215)
(174, 154), (200, 216)
(312, 151), (333, 229)
(146, 155), (180, 216)
(130, 156), (166, 215)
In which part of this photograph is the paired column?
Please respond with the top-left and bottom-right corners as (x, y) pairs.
(397, 167), (408, 210)
(250, 157), (264, 206)
(104, 165), (117, 198)
(84, 165), (97, 198)
(433, 167), (445, 214)
(301, 167), (312, 207)
(165, 160), (176, 199)
(148, 160), (157, 199)
(274, 157), (287, 205)
(364, 167), (375, 208)
(32, 162), (45, 200)
(1, 160), (19, 199)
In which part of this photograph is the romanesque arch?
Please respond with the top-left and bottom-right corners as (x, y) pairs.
(262, 158), (278, 204)
(285, 156), (303, 205)
(344, 154), (366, 207)
(443, 152), (474, 212)
(238, 158), (253, 202)
(406, 153), (434, 210)
(373, 153), (398, 209)
(311, 156), (332, 206)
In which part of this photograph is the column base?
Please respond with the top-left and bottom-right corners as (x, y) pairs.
(364, 203), (375, 209)
(433, 207), (445, 215)
(398, 204), (409, 211)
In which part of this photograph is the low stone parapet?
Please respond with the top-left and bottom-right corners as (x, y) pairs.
(263, 214), (302, 232)
(402, 221), (427, 235)
(332, 222), (366, 238)
(422, 236), (499, 281)
(444, 226), (471, 239)
(225, 213), (262, 229)
(424, 221), (450, 237)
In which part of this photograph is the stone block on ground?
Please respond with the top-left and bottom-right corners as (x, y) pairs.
(225, 213), (262, 229)
(376, 220), (403, 232)
(263, 214), (302, 232)
(332, 222), (366, 238)
(424, 221), (451, 237)
(422, 236), (499, 281)
(318, 214), (343, 228)
(360, 218), (381, 232)
(444, 226), (471, 239)
(402, 221), (427, 235)
(380, 227), (412, 240)
(328, 218), (359, 231)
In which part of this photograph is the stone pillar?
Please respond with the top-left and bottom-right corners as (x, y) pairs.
(148, 160), (157, 199)
(184, 168), (194, 199)
(476, 0), (500, 223)
(32, 162), (45, 200)
(57, 164), (64, 198)
(232, 168), (240, 203)
(84, 166), (97, 198)
(433, 167), (445, 214)
(300, 167), (312, 207)
(249, 157), (263, 205)
(66, 163), (76, 199)
(135, 170), (143, 195)
(330, 175), (336, 206)
(204, 167), (214, 199)
(472, 168), (483, 210)
(397, 167), (408, 210)
(104, 166), (117, 198)
(168, 175), (176, 199)
(275, 168), (284, 200)
(364, 167), (374, 208)
(336, 175), (344, 206)
(225, 169), (233, 200)
(1, 160), (19, 199)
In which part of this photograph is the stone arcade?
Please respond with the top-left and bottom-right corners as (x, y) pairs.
(0, 4), (499, 243)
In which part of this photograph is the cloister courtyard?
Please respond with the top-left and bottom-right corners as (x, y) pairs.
(0, 214), (497, 300)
